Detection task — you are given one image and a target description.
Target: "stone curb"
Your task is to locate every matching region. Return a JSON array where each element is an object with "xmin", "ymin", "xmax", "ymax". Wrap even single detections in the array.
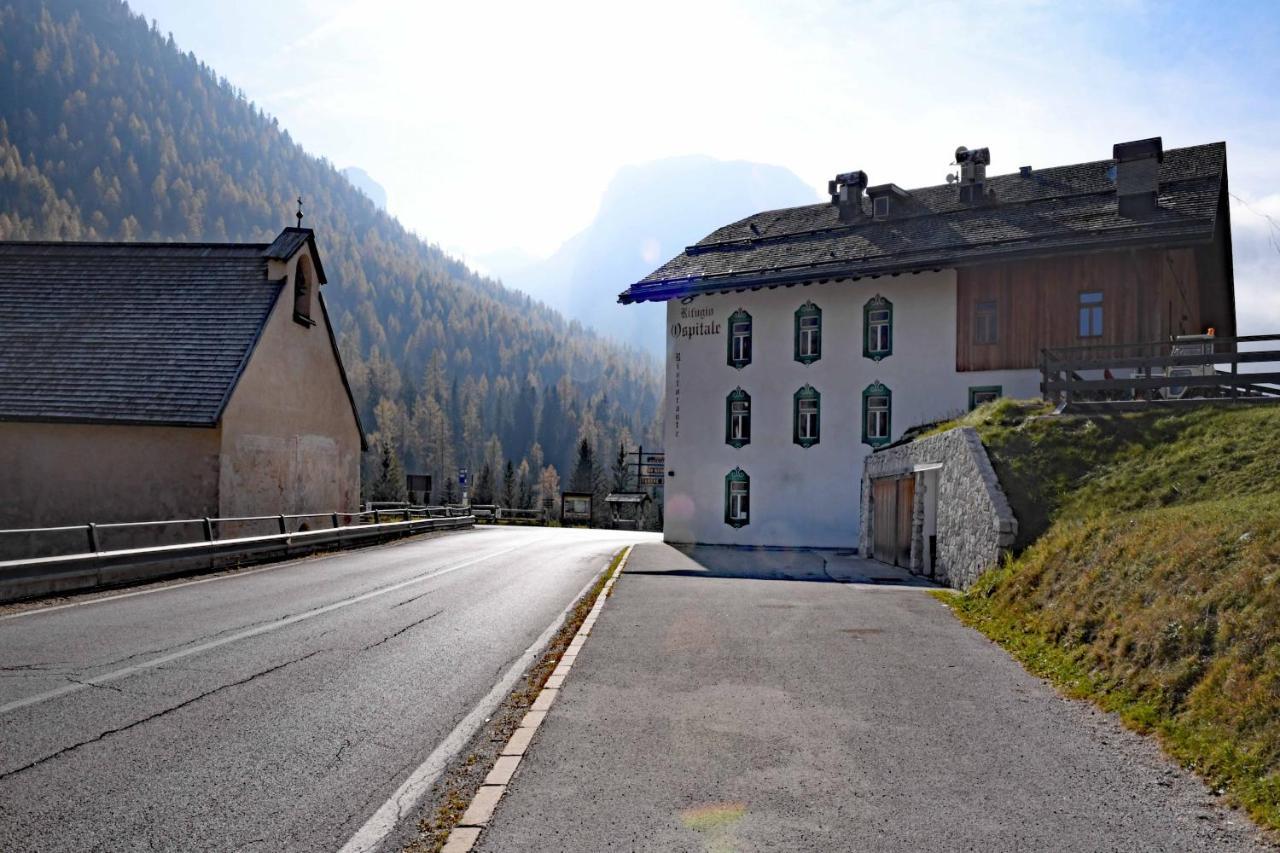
[{"xmin": 440, "ymin": 544, "xmax": 634, "ymax": 852}]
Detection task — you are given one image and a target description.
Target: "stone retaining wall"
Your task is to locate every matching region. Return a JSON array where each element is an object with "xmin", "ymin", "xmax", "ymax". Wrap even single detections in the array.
[{"xmin": 859, "ymin": 426, "xmax": 1016, "ymax": 589}]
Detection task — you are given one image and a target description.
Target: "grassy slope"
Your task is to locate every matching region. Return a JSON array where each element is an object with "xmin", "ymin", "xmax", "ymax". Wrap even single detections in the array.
[{"xmin": 939, "ymin": 401, "xmax": 1280, "ymax": 830}]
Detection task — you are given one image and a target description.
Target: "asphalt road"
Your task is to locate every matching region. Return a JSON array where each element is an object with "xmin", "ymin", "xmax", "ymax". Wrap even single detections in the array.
[
  {"xmin": 477, "ymin": 543, "xmax": 1275, "ymax": 853},
  {"xmin": 0, "ymin": 525, "xmax": 655, "ymax": 852}
]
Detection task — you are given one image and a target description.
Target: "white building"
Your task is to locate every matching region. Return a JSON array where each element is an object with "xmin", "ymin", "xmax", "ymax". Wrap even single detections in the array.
[{"xmin": 619, "ymin": 138, "xmax": 1236, "ymax": 551}]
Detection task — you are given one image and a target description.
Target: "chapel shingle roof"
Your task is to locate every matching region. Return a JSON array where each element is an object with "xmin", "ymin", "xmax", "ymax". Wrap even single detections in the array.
[
  {"xmin": 0, "ymin": 241, "xmax": 282, "ymax": 425},
  {"xmin": 618, "ymin": 141, "xmax": 1227, "ymax": 304}
]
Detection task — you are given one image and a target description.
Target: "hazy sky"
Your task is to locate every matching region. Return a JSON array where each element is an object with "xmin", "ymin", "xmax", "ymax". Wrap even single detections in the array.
[{"xmin": 130, "ymin": 0, "xmax": 1279, "ymax": 329}]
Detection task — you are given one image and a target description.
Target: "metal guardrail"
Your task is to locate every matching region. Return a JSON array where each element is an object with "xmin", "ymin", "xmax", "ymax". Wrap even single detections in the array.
[
  {"xmin": 1040, "ymin": 333, "xmax": 1280, "ymax": 411},
  {"xmin": 0, "ymin": 508, "xmax": 475, "ymax": 604}
]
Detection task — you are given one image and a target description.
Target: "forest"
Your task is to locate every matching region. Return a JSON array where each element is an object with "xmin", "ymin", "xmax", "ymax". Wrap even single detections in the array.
[{"xmin": 0, "ymin": 0, "xmax": 664, "ymax": 518}]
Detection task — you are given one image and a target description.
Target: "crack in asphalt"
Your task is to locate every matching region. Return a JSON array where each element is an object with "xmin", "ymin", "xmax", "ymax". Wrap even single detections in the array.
[
  {"xmin": 0, "ymin": 649, "xmax": 329, "ymax": 782},
  {"xmin": 360, "ymin": 610, "xmax": 445, "ymax": 652},
  {"xmin": 390, "ymin": 589, "xmax": 434, "ymax": 609}
]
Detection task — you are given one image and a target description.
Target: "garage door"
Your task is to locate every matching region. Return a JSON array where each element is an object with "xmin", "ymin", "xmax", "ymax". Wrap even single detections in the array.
[{"xmin": 871, "ymin": 475, "xmax": 914, "ymax": 568}]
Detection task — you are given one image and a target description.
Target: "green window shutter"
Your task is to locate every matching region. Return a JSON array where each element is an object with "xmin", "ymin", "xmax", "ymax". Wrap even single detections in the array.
[
  {"xmin": 724, "ymin": 467, "xmax": 750, "ymax": 528},
  {"xmin": 794, "ymin": 301, "xmax": 822, "ymax": 365},
  {"xmin": 727, "ymin": 309, "xmax": 752, "ymax": 369},
  {"xmin": 792, "ymin": 384, "xmax": 820, "ymax": 448},
  {"xmin": 968, "ymin": 385, "xmax": 1002, "ymax": 411},
  {"xmin": 862, "ymin": 381, "xmax": 892, "ymax": 447},
  {"xmin": 725, "ymin": 387, "xmax": 751, "ymax": 448},
  {"xmin": 863, "ymin": 295, "xmax": 893, "ymax": 361}
]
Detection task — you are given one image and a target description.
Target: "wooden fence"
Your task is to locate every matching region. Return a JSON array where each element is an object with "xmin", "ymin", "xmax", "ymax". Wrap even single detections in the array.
[{"xmin": 1040, "ymin": 333, "xmax": 1280, "ymax": 412}]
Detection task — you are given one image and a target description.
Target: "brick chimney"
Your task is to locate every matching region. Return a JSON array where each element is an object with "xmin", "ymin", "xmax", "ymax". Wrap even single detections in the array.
[
  {"xmin": 1113, "ymin": 136, "xmax": 1163, "ymax": 216},
  {"xmin": 828, "ymin": 171, "xmax": 868, "ymax": 223}
]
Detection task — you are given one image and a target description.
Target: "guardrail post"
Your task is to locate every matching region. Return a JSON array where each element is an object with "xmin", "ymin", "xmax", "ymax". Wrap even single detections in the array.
[
  {"xmin": 86, "ymin": 523, "xmax": 100, "ymax": 553},
  {"xmin": 331, "ymin": 512, "xmax": 340, "ymax": 529},
  {"xmin": 203, "ymin": 517, "xmax": 214, "ymax": 542},
  {"xmin": 374, "ymin": 509, "xmax": 381, "ymax": 524},
  {"xmin": 278, "ymin": 515, "xmax": 287, "ymax": 535}
]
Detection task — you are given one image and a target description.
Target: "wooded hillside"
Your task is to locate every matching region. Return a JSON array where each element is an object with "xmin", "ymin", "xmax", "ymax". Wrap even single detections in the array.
[{"xmin": 0, "ymin": 0, "xmax": 662, "ymax": 505}]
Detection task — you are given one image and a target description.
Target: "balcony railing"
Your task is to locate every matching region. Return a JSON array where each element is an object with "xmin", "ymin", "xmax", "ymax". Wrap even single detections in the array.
[{"xmin": 1040, "ymin": 333, "xmax": 1280, "ymax": 412}]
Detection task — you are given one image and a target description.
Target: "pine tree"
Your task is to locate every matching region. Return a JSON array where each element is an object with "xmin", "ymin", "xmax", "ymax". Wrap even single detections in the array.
[
  {"xmin": 370, "ymin": 440, "xmax": 408, "ymax": 502},
  {"xmin": 475, "ymin": 462, "xmax": 495, "ymax": 504},
  {"xmin": 612, "ymin": 441, "xmax": 630, "ymax": 492},
  {"xmin": 502, "ymin": 459, "xmax": 516, "ymax": 508},
  {"xmin": 569, "ymin": 438, "xmax": 597, "ymax": 494}
]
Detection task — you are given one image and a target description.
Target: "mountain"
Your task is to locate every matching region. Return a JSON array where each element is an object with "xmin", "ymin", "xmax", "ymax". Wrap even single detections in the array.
[
  {"xmin": 0, "ymin": 0, "xmax": 662, "ymax": 501},
  {"xmin": 484, "ymin": 156, "xmax": 820, "ymax": 356},
  {"xmin": 341, "ymin": 166, "xmax": 387, "ymax": 211}
]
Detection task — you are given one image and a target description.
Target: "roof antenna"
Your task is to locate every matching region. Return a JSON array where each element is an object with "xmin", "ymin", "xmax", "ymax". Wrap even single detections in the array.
[{"xmin": 296, "ymin": 195, "xmax": 304, "ymax": 228}]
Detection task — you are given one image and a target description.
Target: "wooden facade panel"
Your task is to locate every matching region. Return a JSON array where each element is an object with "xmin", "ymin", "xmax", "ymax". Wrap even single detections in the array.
[{"xmin": 956, "ymin": 247, "xmax": 1205, "ymax": 371}]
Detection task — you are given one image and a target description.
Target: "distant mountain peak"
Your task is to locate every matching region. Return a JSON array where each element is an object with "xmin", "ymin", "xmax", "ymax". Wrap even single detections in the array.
[
  {"xmin": 484, "ymin": 155, "xmax": 820, "ymax": 356},
  {"xmin": 341, "ymin": 166, "xmax": 387, "ymax": 211}
]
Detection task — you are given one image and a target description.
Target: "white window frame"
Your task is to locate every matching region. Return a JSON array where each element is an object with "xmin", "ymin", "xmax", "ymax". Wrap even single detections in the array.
[
  {"xmin": 798, "ymin": 314, "xmax": 820, "ymax": 359},
  {"xmin": 867, "ymin": 309, "xmax": 891, "ymax": 354},
  {"xmin": 797, "ymin": 398, "xmax": 819, "ymax": 441},
  {"xmin": 730, "ymin": 399, "xmax": 750, "ymax": 441},
  {"xmin": 731, "ymin": 321, "xmax": 752, "ymax": 362},
  {"xmin": 866, "ymin": 394, "xmax": 890, "ymax": 441},
  {"xmin": 728, "ymin": 480, "xmax": 749, "ymax": 522}
]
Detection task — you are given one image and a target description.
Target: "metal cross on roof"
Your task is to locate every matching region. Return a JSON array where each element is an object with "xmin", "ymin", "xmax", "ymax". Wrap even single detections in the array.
[{"xmin": 296, "ymin": 196, "xmax": 304, "ymax": 227}]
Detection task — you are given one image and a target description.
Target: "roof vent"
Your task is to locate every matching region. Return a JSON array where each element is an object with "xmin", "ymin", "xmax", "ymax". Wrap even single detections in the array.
[
  {"xmin": 1113, "ymin": 136, "xmax": 1163, "ymax": 217},
  {"xmin": 828, "ymin": 171, "xmax": 868, "ymax": 223},
  {"xmin": 866, "ymin": 184, "xmax": 910, "ymax": 220},
  {"xmin": 1019, "ymin": 165, "xmax": 1033, "ymax": 177},
  {"xmin": 953, "ymin": 146, "xmax": 990, "ymax": 203}
]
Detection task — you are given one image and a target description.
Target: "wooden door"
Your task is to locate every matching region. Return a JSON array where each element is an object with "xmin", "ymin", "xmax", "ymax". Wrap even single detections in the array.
[
  {"xmin": 895, "ymin": 476, "xmax": 915, "ymax": 567},
  {"xmin": 872, "ymin": 478, "xmax": 897, "ymax": 564}
]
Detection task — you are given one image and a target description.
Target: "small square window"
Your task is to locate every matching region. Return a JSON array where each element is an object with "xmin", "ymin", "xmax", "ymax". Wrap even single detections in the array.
[
  {"xmin": 974, "ymin": 300, "xmax": 998, "ymax": 345},
  {"xmin": 968, "ymin": 386, "xmax": 1002, "ymax": 410},
  {"xmin": 1079, "ymin": 291, "xmax": 1103, "ymax": 338}
]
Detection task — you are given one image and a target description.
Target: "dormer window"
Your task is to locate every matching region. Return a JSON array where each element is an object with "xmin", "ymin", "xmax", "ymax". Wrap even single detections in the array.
[
  {"xmin": 866, "ymin": 184, "xmax": 909, "ymax": 221},
  {"xmin": 293, "ymin": 255, "xmax": 315, "ymax": 327}
]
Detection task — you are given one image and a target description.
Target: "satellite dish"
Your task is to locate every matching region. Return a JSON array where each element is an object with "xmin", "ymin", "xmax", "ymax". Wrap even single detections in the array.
[
  {"xmin": 946, "ymin": 173, "xmax": 958, "ymax": 184},
  {"xmin": 954, "ymin": 146, "xmax": 969, "ymax": 162}
]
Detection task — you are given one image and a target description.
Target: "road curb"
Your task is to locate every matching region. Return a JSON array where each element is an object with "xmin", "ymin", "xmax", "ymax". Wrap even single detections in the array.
[{"xmin": 440, "ymin": 543, "xmax": 633, "ymax": 853}]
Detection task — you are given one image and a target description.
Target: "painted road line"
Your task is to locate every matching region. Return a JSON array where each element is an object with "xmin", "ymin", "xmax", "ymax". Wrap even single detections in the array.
[
  {"xmin": 442, "ymin": 544, "xmax": 634, "ymax": 852},
  {"xmin": 0, "ymin": 539, "xmax": 542, "ymax": 717},
  {"xmin": 334, "ymin": 548, "xmax": 630, "ymax": 853}
]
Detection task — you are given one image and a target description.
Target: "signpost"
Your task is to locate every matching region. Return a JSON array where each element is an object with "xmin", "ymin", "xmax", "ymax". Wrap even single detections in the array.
[
  {"xmin": 458, "ymin": 467, "xmax": 469, "ymax": 507},
  {"xmin": 629, "ymin": 446, "xmax": 665, "ymax": 487}
]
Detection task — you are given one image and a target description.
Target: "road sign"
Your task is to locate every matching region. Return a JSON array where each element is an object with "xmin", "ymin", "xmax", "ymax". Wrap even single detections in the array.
[
  {"xmin": 641, "ymin": 453, "xmax": 664, "ymax": 465},
  {"xmin": 638, "ymin": 476, "xmax": 663, "ymax": 486},
  {"xmin": 458, "ymin": 467, "xmax": 468, "ymax": 487},
  {"xmin": 640, "ymin": 465, "xmax": 664, "ymax": 477}
]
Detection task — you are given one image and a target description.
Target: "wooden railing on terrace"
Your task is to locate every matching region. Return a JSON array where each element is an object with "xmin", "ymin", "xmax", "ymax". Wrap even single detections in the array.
[{"xmin": 1040, "ymin": 334, "xmax": 1280, "ymax": 413}]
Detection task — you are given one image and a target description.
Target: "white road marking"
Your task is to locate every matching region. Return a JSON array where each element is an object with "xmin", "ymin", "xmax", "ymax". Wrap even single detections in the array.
[
  {"xmin": 0, "ymin": 539, "xmax": 542, "ymax": 717},
  {"xmin": 0, "ymin": 528, "xmax": 491, "ymax": 622},
  {"xmin": 335, "ymin": 558, "xmax": 613, "ymax": 853}
]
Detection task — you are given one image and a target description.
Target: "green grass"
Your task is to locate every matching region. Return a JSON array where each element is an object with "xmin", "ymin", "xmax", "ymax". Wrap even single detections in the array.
[{"xmin": 945, "ymin": 400, "xmax": 1280, "ymax": 831}]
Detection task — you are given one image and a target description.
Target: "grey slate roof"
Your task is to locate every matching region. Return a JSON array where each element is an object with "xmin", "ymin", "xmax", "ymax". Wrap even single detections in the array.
[
  {"xmin": 619, "ymin": 142, "xmax": 1227, "ymax": 303},
  {"xmin": 0, "ymin": 241, "xmax": 282, "ymax": 425}
]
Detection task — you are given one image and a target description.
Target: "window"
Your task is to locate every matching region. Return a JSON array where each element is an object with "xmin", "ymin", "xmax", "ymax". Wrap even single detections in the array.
[
  {"xmin": 968, "ymin": 385, "xmax": 1002, "ymax": 410},
  {"xmin": 974, "ymin": 299, "xmax": 998, "ymax": 344},
  {"xmin": 794, "ymin": 301, "xmax": 822, "ymax": 364},
  {"xmin": 1079, "ymin": 291, "xmax": 1103, "ymax": 338},
  {"xmin": 725, "ymin": 388, "xmax": 751, "ymax": 448},
  {"xmin": 863, "ymin": 295, "xmax": 892, "ymax": 360},
  {"xmin": 293, "ymin": 256, "xmax": 315, "ymax": 327},
  {"xmin": 724, "ymin": 468, "xmax": 750, "ymax": 528},
  {"xmin": 862, "ymin": 382, "xmax": 892, "ymax": 447},
  {"xmin": 727, "ymin": 309, "xmax": 752, "ymax": 369},
  {"xmin": 793, "ymin": 385, "xmax": 820, "ymax": 448},
  {"xmin": 873, "ymin": 196, "xmax": 891, "ymax": 219}
]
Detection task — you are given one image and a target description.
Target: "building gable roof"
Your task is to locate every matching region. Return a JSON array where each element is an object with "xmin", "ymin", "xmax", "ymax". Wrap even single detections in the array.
[
  {"xmin": 0, "ymin": 231, "xmax": 353, "ymax": 432},
  {"xmin": 619, "ymin": 142, "xmax": 1227, "ymax": 304}
]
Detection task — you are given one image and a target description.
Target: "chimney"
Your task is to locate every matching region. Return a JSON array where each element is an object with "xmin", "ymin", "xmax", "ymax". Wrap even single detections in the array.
[
  {"xmin": 954, "ymin": 146, "xmax": 990, "ymax": 203},
  {"xmin": 1112, "ymin": 136, "xmax": 1163, "ymax": 216},
  {"xmin": 828, "ymin": 171, "xmax": 868, "ymax": 223}
]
